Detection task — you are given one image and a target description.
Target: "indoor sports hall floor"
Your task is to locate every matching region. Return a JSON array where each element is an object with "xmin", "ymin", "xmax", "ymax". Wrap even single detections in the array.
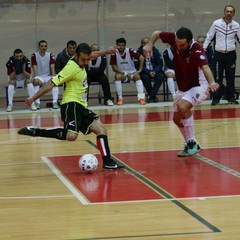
[{"xmin": 0, "ymin": 99, "xmax": 239, "ymax": 240}]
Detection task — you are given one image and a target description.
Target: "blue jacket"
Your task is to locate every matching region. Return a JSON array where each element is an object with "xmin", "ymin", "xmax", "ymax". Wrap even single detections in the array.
[{"xmin": 137, "ymin": 46, "xmax": 164, "ymax": 75}]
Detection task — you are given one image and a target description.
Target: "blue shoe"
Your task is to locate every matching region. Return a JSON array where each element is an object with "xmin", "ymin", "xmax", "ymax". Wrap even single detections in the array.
[
  {"xmin": 177, "ymin": 144, "xmax": 189, "ymax": 157},
  {"xmin": 187, "ymin": 140, "xmax": 200, "ymax": 156},
  {"xmin": 178, "ymin": 142, "xmax": 201, "ymax": 157},
  {"xmin": 52, "ymin": 102, "xmax": 59, "ymax": 109},
  {"xmin": 35, "ymin": 103, "xmax": 41, "ymax": 110}
]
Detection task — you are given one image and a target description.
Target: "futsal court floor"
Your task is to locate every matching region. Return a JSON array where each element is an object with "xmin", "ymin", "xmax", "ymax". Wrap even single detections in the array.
[{"xmin": 0, "ymin": 99, "xmax": 239, "ymax": 240}]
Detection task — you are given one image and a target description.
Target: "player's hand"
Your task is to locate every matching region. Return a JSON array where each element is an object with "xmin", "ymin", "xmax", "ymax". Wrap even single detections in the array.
[
  {"xmin": 143, "ymin": 44, "xmax": 153, "ymax": 58},
  {"xmin": 107, "ymin": 46, "xmax": 118, "ymax": 54},
  {"xmin": 25, "ymin": 97, "xmax": 34, "ymax": 106},
  {"xmin": 209, "ymin": 82, "xmax": 220, "ymax": 92}
]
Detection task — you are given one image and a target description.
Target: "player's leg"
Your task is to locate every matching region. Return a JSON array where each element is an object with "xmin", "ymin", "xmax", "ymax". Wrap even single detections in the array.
[
  {"xmin": 6, "ymin": 78, "xmax": 16, "ymax": 112},
  {"xmin": 90, "ymin": 120, "xmax": 124, "ymax": 169},
  {"xmin": 25, "ymin": 78, "xmax": 37, "ymax": 111},
  {"xmin": 18, "ymin": 102, "xmax": 75, "ymax": 140},
  {"xmin": 33, "ymin": 77, "xmax": 43, "ymax": 109},
  {"xmin": 132, "ymin": 73, "xmax": 145, "ymax": 104},
  {"xmin": 114, "ymin": 73, "xmax": 124, "ymax": 105}
]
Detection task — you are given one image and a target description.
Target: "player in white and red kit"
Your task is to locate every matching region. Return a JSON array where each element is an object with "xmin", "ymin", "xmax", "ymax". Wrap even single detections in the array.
[
  {"xmin": 143, "ymin": 27, "xmax": 219, "ymax": 156},
  {"xmin": 110, "ymin": 37, "xmax": 146, "ymax": 105},
  {"xmin": 31, "ymin": 40, "xmax": 59, "ymax": 109}
]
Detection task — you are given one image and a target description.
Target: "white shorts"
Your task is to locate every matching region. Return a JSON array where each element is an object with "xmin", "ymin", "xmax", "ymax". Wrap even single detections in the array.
[
  {"xmin": 173, "ymin": 85, "xmax": 209, "ymax": 112},
  {"xmin": 34, "ymin": 75, "xmax": 53, "ymax": 84},
  {"xmin": 12, "ymin": 74, "xmax": 28, "ymax": 88},
  {"xmin": 16, "ymin": 80, "xmax": 25, "ymax": 88},
  {"xmin": 122, "ymin": 71, "xmax": 136, "ymax": 82},
  {"xmin": 164, "ymin": 68, "xmax": 175, "ymax": 75}
]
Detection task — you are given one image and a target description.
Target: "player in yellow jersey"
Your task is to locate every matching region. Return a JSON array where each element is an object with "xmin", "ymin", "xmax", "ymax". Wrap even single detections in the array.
[{"xmin": 18, "ymin": 43, "xmax": 124, "ymax": 170}]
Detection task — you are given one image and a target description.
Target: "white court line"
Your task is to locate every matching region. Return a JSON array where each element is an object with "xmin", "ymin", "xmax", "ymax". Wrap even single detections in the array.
[
  {"xmin": 41, "ymin": 156, "xmax": 89, "ymax": 205},
  {"xmin": 90, "ymin": 194, "xmax": 240, "ymax": 205},
  {"xmin": 0, "ymin": 195, "xmax": 74, "ymax": 200}
]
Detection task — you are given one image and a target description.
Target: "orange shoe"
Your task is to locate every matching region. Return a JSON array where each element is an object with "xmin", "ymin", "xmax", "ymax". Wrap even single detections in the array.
[
  {"xmin": 139, "ymin": 98, "xmax": 146, "ymax": 105},
  {"xmin": 117, "ymin": 98, "xmax": 123, "ymax": 105}
]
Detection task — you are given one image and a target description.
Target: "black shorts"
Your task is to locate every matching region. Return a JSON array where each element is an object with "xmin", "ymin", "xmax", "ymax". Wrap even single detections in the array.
[{"xmin": 60, "ymin": 102, "xmax": 99, "ymax": 135}]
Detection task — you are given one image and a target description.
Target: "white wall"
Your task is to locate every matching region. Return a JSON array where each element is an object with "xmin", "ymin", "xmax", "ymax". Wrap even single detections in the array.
[{"xmin": 0, "ymin": 0, "xmax": 240, "ymax": 95}]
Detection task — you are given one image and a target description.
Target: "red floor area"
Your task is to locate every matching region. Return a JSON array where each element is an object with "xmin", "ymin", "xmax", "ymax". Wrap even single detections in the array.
[
  {"xmin": 49, "ymin": 155, "xmax": 164, "ymax": 203},
  {"xmin": 48, "ymin": 147, "xmax": 240, "ymax": 203},
  {"xmin": 1, "ymin": 108, "xmax": 240, "ymax": 129}
]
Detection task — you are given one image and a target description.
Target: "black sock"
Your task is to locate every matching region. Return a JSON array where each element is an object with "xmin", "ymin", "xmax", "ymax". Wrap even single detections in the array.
[
  {"xmin": 35, "ymin": 128, "xmax": 67, "ymax": 140},
  {"xmin": 97, "ymin": 134, "xmax": 111, "ymax": 163}
]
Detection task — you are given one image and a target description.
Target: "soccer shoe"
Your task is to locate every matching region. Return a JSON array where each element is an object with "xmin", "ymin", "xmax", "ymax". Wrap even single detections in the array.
[
  {"xmin": 52, "ymin": 102, "xmax": 59, "ymax": 109},
  {"xmin": 18, "ymin": 126, "xmax": 39, "ymax": 136},
  {"xmin": 177, "ymin": 145, "xmax": 188, "ymax": 157},
  {"xmin": 228, "ymin": 98, "xmax": 239, "ymax": 104},
  {"xmin": 139, "ymin": 98, "xmax": 146, "ymax": 105},
  {"xmin": 6, "ymin": 105, "xmax": 13, "ymax": 112},
  {"xmin": 117, "ymin": 98, "xmax": 123, "ymax": 105},
  {"xmin": 35, "ymin": 103, "xmax": 41, "ymax": 110},
  {"xmin": 105, "ymin": 99, "xmax": 114, "ymax": 106},
  {"xmin": 211, "ymin": 98, "xmax": 220, "ymax": 106},
  {"xmin": 177, "ymin": 143, "xmax": 201, "ymax": 157},
  {"xmin": 187, "ymin": 140, "xmax": 200, "ymax": 156},
  {"xmin": 31, "ymin": 103, "xmax": 37, "ymax": 111},
  {"xmin": 103, "ymin": 159, "xmax": 124, "ymax": 170},
  {"xmin": 152, "ymin": 96, "xmax": 159, "ymax": 103}
]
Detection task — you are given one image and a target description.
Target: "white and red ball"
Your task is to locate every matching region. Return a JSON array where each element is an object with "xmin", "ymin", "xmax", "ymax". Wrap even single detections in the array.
[{"xmin": 79, "ymin": 154, "xmax": 98, "ymax": 173}]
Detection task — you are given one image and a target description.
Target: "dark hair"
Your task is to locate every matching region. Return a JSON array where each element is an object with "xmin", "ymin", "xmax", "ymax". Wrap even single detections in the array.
[
  {"xmin": 176, "ymin": 27, "xmax": 193, "ymax": 43},
  {"xmin": 75, "ymin": 43, "xmax": 91, "ymax": 56},
  {"xmin": 67, "ymin": 40, "xmax": 77, "ymax": 47},
  {"xmin": 116, "ymin": 37, "xmax": 126, "ymax": 45},
  {"xmin": 14, "ymin": 48, "xmax": 23, "ymax": 55},
  {"xmin": 38, "ymin": 40, "xmax": 47, "ymax": 47},
  {"xmin": 224, "ymin": 5, "xmax": 235, "ymax": 13}
]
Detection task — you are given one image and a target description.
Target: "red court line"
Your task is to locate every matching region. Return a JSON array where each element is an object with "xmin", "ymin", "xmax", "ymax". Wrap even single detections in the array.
[
  {"xmin": 48, "ymin": 155, "xmax": 164, "ymax": 203},
  {"xmin": 47, "ymin": 147, "xmax": 240, "ymax": 203},
  {"xmin": 1, "ymin": 108, "xmax": 240, "ymax": 129}
]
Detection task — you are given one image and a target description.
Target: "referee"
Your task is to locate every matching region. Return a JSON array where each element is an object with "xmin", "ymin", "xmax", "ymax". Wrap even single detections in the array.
[{"xmin": 204, "ymin": 5, "xmax": 240, "ymax": 105}]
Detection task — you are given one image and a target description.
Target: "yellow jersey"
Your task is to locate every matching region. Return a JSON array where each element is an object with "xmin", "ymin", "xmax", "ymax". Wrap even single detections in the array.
[{"xmin": 52, "ymin": 59, "xmax": 88, "ymax": 108}]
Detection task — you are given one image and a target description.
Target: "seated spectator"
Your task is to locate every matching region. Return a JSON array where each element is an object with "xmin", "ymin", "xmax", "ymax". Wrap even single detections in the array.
[
  {"xmin": 163, "ymin": 46, "xmax": 177, "ymax": 99},
  {"xmin": 6, "ymin": 48, "xmax": 36, "ymax": 112},
  {"xmin": 137, "ymin": 37, "xmax": 164, "ymax": 103},
  {"xmin": 87, "ymin": 44, "xmax": 114, "ymax": 106},
  {"xmin": 31, "ymin": 40, "xmax": 59, "ymax": 109},
  {"xmin": 55, "ymin": 40, "xmax": 77, "ymax": 74},
  {"xmin": 110, "ymin": 37, "xmax": 146, "ymax": 105}
]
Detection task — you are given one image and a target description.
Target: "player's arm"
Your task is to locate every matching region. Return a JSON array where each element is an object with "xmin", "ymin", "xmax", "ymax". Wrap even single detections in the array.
[
  {"xmin": 137, "ymin": 54, "xmax": 145, "ymax": 73},
  {"xmin": 111, "ymin": 64, "xmax": 125, "ymax": 74},
  {"xmin": 203, "ymin": 23, "xmax": 215, "ymax": 50},
  {"xmin": 25, "ymin": 80, "xmax": 55, "ymax": 106},
  {"xmin": 201, "ymin": 64, "xmax": 219, "ymax": 92},
  {"xmin": 50, "ymin": 63, "xmax": 56, "ymax": 76},
  {"xmin": 90, "ymin": 46, "xmax": 118, "ymax": 60},
  {"xmin": 143, "ymin": 31, "xmax": 162, "ymax": 57}
]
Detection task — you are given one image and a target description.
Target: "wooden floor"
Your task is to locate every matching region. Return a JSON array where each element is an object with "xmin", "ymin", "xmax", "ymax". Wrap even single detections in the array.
[{"xmin": 0, "ymin": 99, "xmax": 240, "ymax": 240}]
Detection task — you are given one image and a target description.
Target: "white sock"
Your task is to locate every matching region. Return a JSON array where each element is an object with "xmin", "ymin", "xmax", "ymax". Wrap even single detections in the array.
[
  {"xmin": 7, "ymin": 85, "xmax": 15, "ymax": 105},
  {"xmin": 27, "ymin": 83, "xmax": 35, "ymax": 97},
  {"xmin": 181, "ymin": 115, "xmax": 196, "ymax": 142},
  {"xmin": 167, "ymin": 78, "xmax": 176, "ymax": 96},
  {"xmin": 34, "ymin": 86, "xmax": 40, "ymax": 104},
  {"xmin": 52, "ymin": 86, "xmax": 59, "ymax": 103},
  {"xmin": 115, "ymin": 81, "xmax": 122, "ymax": 99},
  {"xmin": 136, "ymin": 80, "xmax": 145, "ymax": 99}
]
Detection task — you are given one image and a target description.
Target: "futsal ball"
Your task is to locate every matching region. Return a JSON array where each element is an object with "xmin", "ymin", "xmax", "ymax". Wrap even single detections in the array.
[{"xmin": 79, "ymin": 154, "xmax": 98, "ymax": 173}]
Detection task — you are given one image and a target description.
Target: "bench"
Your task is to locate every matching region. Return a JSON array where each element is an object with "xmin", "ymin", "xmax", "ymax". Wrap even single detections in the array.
[
  {"xmin": 115, "ymin": 78, "xmax": 170, "ymax": 102},
  {"xmin": 5, "ymin": 82, "xmax": 105, "ymax": 107}
]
